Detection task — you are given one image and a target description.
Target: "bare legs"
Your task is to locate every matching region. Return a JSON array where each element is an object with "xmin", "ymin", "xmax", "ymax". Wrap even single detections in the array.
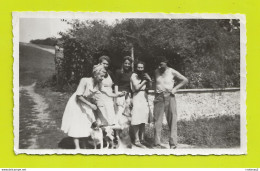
[
  {"xmin": 132, "ymin": 123, "xmax": 146, "ymax": 148},
  {"xmin": 139, "ymin": 123, "xmax": 145, "ymax": 141},
  {"xmin": 132, "ymin": 125, "xmax": 140, "ymax": 143},
  {"xmin": 73, "ymin": 138, "xmax": 80, "ymax": 149}
]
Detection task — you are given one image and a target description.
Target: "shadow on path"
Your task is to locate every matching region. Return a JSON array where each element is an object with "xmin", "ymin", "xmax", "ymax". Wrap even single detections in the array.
[{"xmin": 58, "ymin": 137, "xmax": 95, "ymax": 149}]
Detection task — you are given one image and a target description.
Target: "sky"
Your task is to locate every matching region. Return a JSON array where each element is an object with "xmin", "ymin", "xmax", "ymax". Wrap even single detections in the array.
[
  {"xmin": 19, "ymin": 18, "xmax": 120, "ymax": 43},
  {"xmin": 19, "ymin": 18, "xmax": 71, "ymax": 43}
]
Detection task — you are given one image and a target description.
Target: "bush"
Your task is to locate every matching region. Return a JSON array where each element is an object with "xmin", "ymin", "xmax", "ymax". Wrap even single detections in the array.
[{"xmin": 58, "ymin": 19, "xmax": 240, "ymax": 89}]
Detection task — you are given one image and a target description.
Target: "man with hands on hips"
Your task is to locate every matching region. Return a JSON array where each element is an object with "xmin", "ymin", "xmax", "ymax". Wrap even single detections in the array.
[{"xmin": 153, "ymin": 56, "xmax": 188, "ymax": 149}]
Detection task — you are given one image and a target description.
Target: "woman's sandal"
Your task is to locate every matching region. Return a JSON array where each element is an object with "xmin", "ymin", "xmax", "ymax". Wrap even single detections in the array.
[
  {"xmin": 134, "ymin": 141, "xmax": 146, "ymax": 148},
  {"xmin": 140, "ymin": 140, "xmax": 152, "ymax": 148}
]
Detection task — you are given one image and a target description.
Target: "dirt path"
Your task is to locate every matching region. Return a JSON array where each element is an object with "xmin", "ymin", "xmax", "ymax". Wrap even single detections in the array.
[
  {"xmin": 19, "ymin": 43, "xmax": 57, "ymax": 149},
  {"xmin": 19, "ymin": 83, "xmax": 55, "ymax": 149}
]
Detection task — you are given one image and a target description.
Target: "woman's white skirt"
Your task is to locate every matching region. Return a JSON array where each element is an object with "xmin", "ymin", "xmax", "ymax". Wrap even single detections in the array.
[
  {"xmin": 61, "ymin": 93, "xmax": 95, "ymax": 138},
  {"xmin": 131, "ymin": 91, "xmax": 149, "ymax": 125}
]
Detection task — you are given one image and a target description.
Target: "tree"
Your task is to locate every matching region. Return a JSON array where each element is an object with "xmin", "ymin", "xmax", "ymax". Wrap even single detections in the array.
[
  {"xmin": 58, "ymin": 19, "xmax": 240, "ymax": 89},
  {"xmin": 59, "ymin": 19, "xmax": 112, "ymax": 83}
]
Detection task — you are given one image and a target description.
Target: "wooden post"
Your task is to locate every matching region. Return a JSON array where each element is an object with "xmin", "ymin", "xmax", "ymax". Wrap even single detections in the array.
[{"xmin": 131, "ymin": 45, "xmax": 134, "ymax": 72}]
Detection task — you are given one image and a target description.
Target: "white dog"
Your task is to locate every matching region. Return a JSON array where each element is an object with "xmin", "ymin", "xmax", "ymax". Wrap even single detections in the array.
[{"xmin": 90, "ymin": 121, "xmax": 103, "ymax": 149}]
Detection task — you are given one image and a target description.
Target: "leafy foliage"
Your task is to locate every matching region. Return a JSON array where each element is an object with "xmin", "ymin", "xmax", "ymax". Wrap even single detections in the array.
[
  {"xmin": 58, "ymin": 20, "xmax": 112, "ymax": 82},
  {"xmin": 30, "ymin": 37, "xmax": 58, "ymax": 46},
  {"xmin": 58, "ymin": 19, "xmax": 240, "ymax": 88}
]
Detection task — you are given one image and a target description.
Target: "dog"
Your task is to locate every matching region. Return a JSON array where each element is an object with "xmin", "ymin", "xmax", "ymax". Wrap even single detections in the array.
[
  {"xmin": 91, "ymin": 120, "xmax": 117, "ymax": 149},
  {"xmin": 102, "ymin": 126, "xmax": 115, "ymax": 149},
  {"xmin": 90, "ymin": 121, "xmax": 103, "ymax": 149},
  {"xmin": 115, "ymin": 95, "xmax": 133, "ymax": 149}
]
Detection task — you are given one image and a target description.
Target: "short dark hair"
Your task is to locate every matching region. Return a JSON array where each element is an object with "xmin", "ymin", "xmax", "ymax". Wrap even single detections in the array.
[
  {"xmin": 123, "ymin": 56, "xmax": 133, "ymax": 63},
  {"xmin": 120, "ymin": 56, "xmax": 133, "ymax": 73},
  {"xmin": 98, "ymin": 55, "xmax": 111, "ymax": 64},
  {"xmin": 157, "ymin": 56, "xmax": 168, "ymax": 64},
  {"xmin": 135, "ymin": 61, "xmax": 145, "ymax": 70}
]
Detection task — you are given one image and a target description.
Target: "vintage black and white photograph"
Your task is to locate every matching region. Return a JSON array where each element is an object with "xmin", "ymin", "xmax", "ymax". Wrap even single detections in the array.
[{"xmin": 13, "ymin": 12, "xmax": 246, "ymax": 155}]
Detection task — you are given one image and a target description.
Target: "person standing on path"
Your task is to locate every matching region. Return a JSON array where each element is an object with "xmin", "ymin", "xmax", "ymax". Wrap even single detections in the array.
[
  {"xmin": 113, "ymin": 56, "xmax": 133, "ymax": 148},
  {"xmin": 114, "ymin": 56, "xmax": 133, "ymax": 125},
  {"xmin": 153, "ymin": 56, "xmax": 188, "ymax": 149},
  {"xmin": 130, "ymin": 61, "xmax": 152, "ymax": 148},
  {"xmin": 61, "ymin": 65, "xmax": 106, "ymax": 149},
  {"xmin": 97, "ymin": 56, "xmax": 117, "ymax": 126}
]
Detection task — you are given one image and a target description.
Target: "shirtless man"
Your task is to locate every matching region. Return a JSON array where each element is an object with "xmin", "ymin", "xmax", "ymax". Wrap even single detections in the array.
[{"xmin": 153, "ymin": 56, "xmax": 188, "ymax": 149}]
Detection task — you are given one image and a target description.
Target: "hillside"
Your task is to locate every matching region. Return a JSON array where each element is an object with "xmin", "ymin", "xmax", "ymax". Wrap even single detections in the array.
[{"xmin": 19, "ymin": 43, "xmax": 55, "ymax": 86}]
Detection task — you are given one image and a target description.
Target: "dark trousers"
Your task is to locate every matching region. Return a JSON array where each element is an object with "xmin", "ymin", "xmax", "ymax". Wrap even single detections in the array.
[{"xmin": 153, "ymin": 93, "xmax": 177, "ymax": 146}]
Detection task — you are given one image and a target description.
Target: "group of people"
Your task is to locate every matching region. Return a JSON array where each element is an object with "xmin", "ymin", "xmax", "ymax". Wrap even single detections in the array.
[{"xmin": 61, "ymin": 55, "xmax": 188, "ymax": 149}]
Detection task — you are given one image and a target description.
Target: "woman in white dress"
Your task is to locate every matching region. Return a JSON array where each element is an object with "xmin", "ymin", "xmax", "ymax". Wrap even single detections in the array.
[
  {"xmin": 97, "ymin": 56, "xmax": 117, "ymax": 126},
  {"xmin": 130, "ymin": 61, "xmax": 152, "ymax": 148},
  {"xmin": 61, "ymin": 65, "xmax": 108, "ymax": 149}
]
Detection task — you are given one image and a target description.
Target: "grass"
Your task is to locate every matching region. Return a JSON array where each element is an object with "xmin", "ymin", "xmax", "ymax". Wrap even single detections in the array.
[
  {"xmin": 178, "ymin": 115, "xmax": 240, "ymax": 148},
  {"xmin": 144, "ymin": 115, "xmax": 240, "ymax": 148},
  {"xmin": 34, "ymin": 86, "xmax": 72, "ymax": 149},
  {"xmin": 19, "ymin": 43, "xmax": 55, "ymax": 86}
]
